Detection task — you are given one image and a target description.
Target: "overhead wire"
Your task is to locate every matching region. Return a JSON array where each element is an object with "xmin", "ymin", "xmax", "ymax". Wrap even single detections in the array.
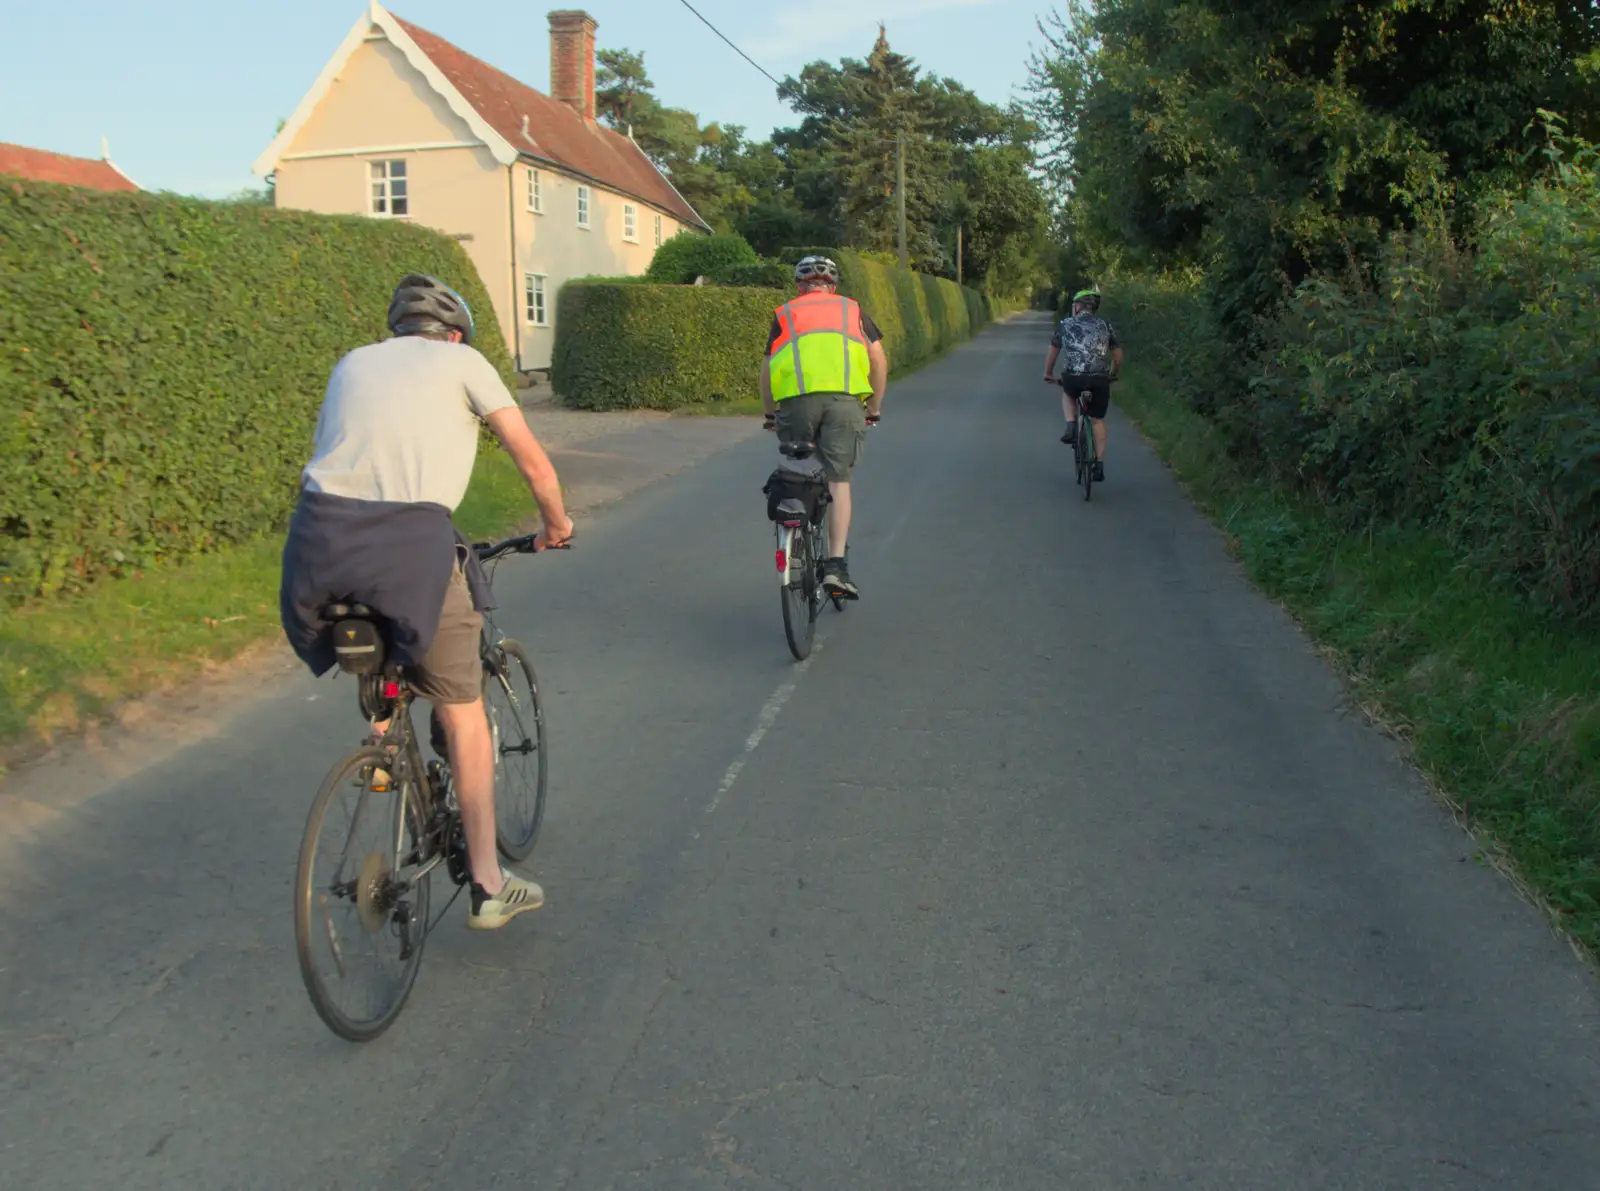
[{"xmin": 671, "ymin": 0, "xmax": 785, "ymax": 89}]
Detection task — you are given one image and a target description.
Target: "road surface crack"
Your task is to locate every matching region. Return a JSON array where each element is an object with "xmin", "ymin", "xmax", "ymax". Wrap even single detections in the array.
[
  {"xmin": 411, "ymin": 979, "xmax": 553, "ymax": 1191},
  {"xmin": 706, "ymin": 1075, "xmax": 900, "ymax": 1186},
  {"xmin": 823, "ymin": 957, "xmax": 893, "ymax": 1007},
  {"xmin": 554, "ymin": 945, "xmax": 679, "ymax": 1191}
]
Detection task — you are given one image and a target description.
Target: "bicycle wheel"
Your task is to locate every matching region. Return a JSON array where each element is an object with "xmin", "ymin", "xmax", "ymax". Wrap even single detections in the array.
[
  {"xmin": 483, "ymin": 639, "xmax": 547, "ymax": 862},
  {"xmin": 1079, "ymin": 415, "xmax": 1095, "ymax": 502},
  {"xmin": 295, "ymin": 746, "xmax": 432, "ymax": 1042},
  {"xmin": 781, "ymin": 524, "xmax": 817, "ymax": 661}
]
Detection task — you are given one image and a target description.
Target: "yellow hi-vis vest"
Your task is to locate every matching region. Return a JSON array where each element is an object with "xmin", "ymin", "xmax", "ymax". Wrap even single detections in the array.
[{"xmin": 767, "ymin": 291, "xmax": 874, "ymax": 400}]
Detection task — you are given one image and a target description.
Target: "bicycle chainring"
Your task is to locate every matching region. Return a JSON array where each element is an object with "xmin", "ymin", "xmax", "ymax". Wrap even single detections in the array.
[{"xmin": 443, "ymin": 816, "xmax": 471, "ymax": 887}]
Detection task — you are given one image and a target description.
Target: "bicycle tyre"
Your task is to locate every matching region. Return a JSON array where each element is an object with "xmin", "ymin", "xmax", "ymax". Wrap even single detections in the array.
[
  {"xmin": 1079, "ymin": 415, "xmax": 1094, "ymax": 502},
  {"xmin": 294, "ymin": 746, "xmax": 431, "ymax": 1042},
  {"xmin": 781, "ymin": 526, "xmax": 816, "ymax": 661},
  {"xmin": 484, "ymin": 639, "xmax": 548, "ymax": 862}
]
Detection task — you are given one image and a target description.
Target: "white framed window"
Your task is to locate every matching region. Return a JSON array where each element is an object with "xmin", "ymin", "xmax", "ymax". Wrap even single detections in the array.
[
  {"xmin": 370, "ymin": 159, "xmax": 408, "ymax": 217},
  {"xmin": 654, "ymin": 212, "xmax": 663, "ymax": 246},
  {"xmin": 624, "ymin": 203, "xmax": 638, "ymax": 242},
  {"xmin": 576, "ymin": 184, "xmax": 591, "ymax": 228},
  {"xmin": 527, "ymin": 167, "xmax": 542, "ymax": 213},
  {"xmin": 525, "ymin": 273, "xmax": 547, "ymax": 326}
]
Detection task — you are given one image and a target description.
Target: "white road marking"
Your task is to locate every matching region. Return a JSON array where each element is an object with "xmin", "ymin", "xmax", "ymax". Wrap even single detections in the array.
[{"xmin": 706, "ymin": 647, "xmax": 818, "ymax": 813}]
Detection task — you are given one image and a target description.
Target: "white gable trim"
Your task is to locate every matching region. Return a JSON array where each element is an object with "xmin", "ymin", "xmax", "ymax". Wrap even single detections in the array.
[
  {"xmin": 100, "ymin": 136, "xmax": 142, "ymax": 190},
  {"xmin": 623, "ymin": 134, "xmax": 708, "ymax": 232},
  {"xmin": 253, "ymin": 1, "xmax": 517, "ymax": 177}
]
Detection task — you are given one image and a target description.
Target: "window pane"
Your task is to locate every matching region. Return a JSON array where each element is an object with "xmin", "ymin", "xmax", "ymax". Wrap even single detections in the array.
[
  {"xmin": 371, "ymin": 161, "xmax": 386, "ymax": 180},
  {"xmin": 391, "ymin": 178, "xmax": 407, "ymax": 199},
  {"xmin": 389, "ymin": 160, "xmax": 406, "ymax": 178}
]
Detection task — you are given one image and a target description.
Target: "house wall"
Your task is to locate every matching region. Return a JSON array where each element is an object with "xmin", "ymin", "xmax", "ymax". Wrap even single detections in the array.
[
  {"xmin": 510, "ymin": 162, "xmax": 686, "ymax": 369},
  {"xmin": 272, "ymin": 36, "xmax": 517, "ymax": 358},
  {"xmin": 269, "ymin": 29, "xmax": 696, "ymax": 372}
]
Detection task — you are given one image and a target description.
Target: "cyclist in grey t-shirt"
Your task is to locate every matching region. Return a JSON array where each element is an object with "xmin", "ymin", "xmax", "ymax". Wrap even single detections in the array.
[{"xmin": 286, "ymin": 274, "xmax": 573, "ymax": 930}]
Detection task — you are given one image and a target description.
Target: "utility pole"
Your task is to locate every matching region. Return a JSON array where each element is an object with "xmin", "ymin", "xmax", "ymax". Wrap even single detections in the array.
[
  {"xmin": 896, "ymin": 137, "xmax": 907, "ymax": 270},
  {"xmin": 956, "ymin": 225, "xmax": 963, "ymax": 285}
]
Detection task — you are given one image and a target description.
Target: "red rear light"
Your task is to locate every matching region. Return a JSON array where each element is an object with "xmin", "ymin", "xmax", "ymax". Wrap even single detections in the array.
[
  {"xmin": 775, "ymin": 549, "xmax": 787, "ymax": 573},
  {"xmin": 383, "ymin": 681, "xmax": 401, "ymax": 699}
]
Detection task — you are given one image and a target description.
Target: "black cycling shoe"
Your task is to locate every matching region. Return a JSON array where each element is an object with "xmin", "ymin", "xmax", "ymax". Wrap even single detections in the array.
[
  {"xmin": 1092, "ymin": 461, "xmax": 1105, "ymax": 482},
  {"xmin": 1060, "ymin": 423, "xmax": 1077, "ymax": 446},
  {"xmin": 820, "ymin": 557, "xmax": 860, "ymax": 600}
]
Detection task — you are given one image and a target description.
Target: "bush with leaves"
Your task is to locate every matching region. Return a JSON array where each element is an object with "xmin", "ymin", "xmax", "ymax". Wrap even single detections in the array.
[
  {"xmin": 1115, "ymin": 125, "xmax": 1600, "ymax": 618},
  {"xmin": 719, "ymin": 260, "xmax": 791, "ymax": 289},
  {"xmin": 551, "ymin": 281, "xmax": 776, "ymax": 411},
  {"xmin": 0, "ymin": 180, "xmax": 512, "ymax": 604},
  {"xmin": 644, "ymin": 231, "xmax": 759, "ymax": 283}
]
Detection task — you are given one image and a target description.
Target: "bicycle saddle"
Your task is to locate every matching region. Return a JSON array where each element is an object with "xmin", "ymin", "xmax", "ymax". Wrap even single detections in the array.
[{"xmin": 779, "ymin": 441, "xmax": 817, "ymax": 460}]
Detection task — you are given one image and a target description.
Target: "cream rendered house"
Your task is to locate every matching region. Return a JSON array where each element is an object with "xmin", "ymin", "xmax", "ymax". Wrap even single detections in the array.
[{"xmin": 254, "ymin": 3, "xmax": 708, "ymax": 371}]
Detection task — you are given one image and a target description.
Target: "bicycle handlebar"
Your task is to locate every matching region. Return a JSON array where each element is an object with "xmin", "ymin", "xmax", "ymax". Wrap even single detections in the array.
[{"xmin": 471, "ymin": 533, "xmax": 573, "ymax": 562}]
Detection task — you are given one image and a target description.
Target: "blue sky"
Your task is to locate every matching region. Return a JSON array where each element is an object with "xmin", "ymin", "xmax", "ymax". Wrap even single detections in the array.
[{"xmin": 0, "ymin": 0, "xmax": 1054, "ymax": 198}]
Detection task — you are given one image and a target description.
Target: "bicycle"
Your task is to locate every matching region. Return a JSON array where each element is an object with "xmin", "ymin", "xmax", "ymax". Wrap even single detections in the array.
[
  {"xmin": 768, "ymin": 441, "xmax": 843, "ymax": 661},
  {"xmin": 293, "ymin": 533, "xmax": 563, "ymax": 1042},
  {"xmin": 1065, "ymin": 377, "xmax": 1116, "ymax": 502}
]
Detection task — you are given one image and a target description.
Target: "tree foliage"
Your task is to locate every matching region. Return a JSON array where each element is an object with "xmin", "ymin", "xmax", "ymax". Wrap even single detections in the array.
[
  {"xmin": 594, "ymin": 26, "xmax": 1051, "ymax": 299},
  {"xmin": 1025, "ymin": 0, "xmax": 1600, "ymax": 617}
]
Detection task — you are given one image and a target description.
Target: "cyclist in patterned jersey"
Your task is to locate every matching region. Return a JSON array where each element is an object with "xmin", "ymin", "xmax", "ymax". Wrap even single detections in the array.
[{"xmin": 1044, "ymin": 286, "xmax": 1124, "ymax": 482}]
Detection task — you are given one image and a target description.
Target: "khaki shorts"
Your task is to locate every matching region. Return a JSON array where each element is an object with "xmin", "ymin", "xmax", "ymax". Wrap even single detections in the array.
[
  {"xmin": 775, "ymin": 392, "xmax": 867, "ymax": 482},
  {"xmin": 408, "ymin": 560, "xmax": 483, "ymax": 705}
]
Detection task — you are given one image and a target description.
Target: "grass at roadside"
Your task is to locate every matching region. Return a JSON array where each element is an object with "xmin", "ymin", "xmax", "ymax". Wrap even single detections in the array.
[
  {"xmin": 0, "ymin": 449, "xmax": 531, "ymax": 763},
  {"xmin": 1118, "ymin": 364, "xmax": 1600, "ymax": 959}
]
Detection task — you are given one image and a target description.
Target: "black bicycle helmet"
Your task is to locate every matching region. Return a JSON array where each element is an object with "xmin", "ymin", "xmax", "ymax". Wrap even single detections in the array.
[
  {"xmin": 1071, "ymin": 286, "xmax": 1102, "ymax": 312},
  {"xmin": 387, "ymin": 273, "xmax": 476, "ymax": 344},
  {"xmin": 794, "ymin": 255, "xmax": 841, "ymax": 285}
]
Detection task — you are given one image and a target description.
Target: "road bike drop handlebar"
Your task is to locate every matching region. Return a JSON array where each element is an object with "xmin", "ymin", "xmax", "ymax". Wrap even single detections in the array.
[{"xmin": 471, "ymin": 533, "xmax": 575, "ymax": 562}]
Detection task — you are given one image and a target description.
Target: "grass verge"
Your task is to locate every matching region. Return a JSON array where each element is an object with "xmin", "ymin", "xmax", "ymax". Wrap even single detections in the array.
[
  {"xmin": 1118, "ymin": 364, "xmax": 1600, "ymax": 960},
  {"xmin": 0, "ymin": 448, "xmax": 531, "ymax": 765}
]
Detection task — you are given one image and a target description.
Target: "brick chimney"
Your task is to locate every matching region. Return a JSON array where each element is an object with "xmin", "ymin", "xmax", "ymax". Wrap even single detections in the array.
[{"xmin": 548, "ymin": 10, "xmax": 598, "ymax": 122}]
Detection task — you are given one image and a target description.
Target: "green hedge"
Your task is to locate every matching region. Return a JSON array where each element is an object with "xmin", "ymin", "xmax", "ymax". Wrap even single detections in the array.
[
  {"xmin": 644, "ymin": 231, "xmax": 758, "ymax": 284},
  {"xmin": 1113, "ymin": 144, "xmax": 1600, "ymax": 619},
  {"xmin": 719, "ymin": 260, "xmax": 791, "ymax": 289},
  {"xmin": 551, "ymin": 282, "xmax": 778, "ymax": 410},
  {"xmin": 553, "ymin": 250, "xmax": 993, "ymax": 411},
  {"xmin": 0, "ymin": 180, "xmax": 512, "ymax": 604}
]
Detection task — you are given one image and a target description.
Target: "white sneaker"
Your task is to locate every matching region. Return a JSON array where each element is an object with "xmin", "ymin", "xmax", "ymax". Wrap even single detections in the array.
[{"xmin": 468, "ymin": 870, "xmax": 545, "ymax": 930}]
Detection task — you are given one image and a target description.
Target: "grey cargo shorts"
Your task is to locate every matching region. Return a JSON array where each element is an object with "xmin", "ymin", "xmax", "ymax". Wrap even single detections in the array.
[{"xmin": 774, "ymin": 392, "xmax": 868, "ymax": 482}]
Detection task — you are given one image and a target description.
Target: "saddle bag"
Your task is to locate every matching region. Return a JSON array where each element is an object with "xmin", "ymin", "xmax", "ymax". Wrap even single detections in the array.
[{"xmin": 762, "ymin": 455, "xmax": 828, "ymax": 526}]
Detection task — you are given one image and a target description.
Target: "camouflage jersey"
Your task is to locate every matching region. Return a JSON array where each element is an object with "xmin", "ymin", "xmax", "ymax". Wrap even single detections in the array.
[{"xmin": 1050, "ymin": 313, "xmax": 1120, "ymax": 376}]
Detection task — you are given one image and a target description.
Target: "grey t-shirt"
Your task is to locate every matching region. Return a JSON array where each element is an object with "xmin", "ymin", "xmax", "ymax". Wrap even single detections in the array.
[{"xmin": 302, "ymin": 336, "xmax": 517, "ymax": 511}]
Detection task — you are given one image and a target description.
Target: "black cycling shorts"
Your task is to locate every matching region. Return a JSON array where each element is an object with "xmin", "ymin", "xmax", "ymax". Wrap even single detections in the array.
[{"xmin": 1059, "ymin": 374, "xmax": 1111, "ymax": 420}]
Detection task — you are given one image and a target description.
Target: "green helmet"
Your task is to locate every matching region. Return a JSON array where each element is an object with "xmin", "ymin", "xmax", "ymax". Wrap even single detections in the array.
[{"xmin": 1071, "ymin": 286, "xmax": 1101, "ymax": 312}]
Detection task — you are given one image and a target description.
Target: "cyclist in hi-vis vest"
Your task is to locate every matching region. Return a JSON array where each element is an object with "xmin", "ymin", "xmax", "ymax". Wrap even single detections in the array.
[{"xmin": 759, "ymin": 256, "xmax": 889, "ymax": 600}]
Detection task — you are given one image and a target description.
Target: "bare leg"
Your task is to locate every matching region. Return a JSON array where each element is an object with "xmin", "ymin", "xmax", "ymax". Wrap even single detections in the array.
[
  {"xmin": 1061, "ymin": 391, "xmax": 1076, "ymax": 424},
  {"xmin": 1093, "ymin": 417, "xmax": 1108, "ymax": 460},
  {"xmin": 828, "ymin": 480, "xmax": 852, "ymax": 558},
  {"xmin": 435, "ymin": 698, "xmax": 502, "ymax": 894}
]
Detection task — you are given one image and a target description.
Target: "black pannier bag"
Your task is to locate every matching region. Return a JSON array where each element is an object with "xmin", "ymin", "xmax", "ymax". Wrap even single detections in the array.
[{"xmin": 763, "ymin": 454, "xmax": 828, "ymax": 526}]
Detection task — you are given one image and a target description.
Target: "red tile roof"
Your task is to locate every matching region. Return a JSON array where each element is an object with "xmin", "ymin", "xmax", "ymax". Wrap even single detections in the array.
[
  {"xmin": 0, "ymin": 142, "xmax": 138, "ymax": 192},
  {"xmin": 390, "ymin": 15, "xmax": 706, "ymax": 230}
]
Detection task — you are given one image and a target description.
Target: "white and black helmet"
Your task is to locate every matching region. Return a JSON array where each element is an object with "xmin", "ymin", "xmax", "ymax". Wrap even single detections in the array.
[
  {"xmin": 387, "ymin": 273, "xmax": 476, "ymax": 344},
  {"xmin": 794, "ymin": 255, "xmax": 841, "ymax": 285}
]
